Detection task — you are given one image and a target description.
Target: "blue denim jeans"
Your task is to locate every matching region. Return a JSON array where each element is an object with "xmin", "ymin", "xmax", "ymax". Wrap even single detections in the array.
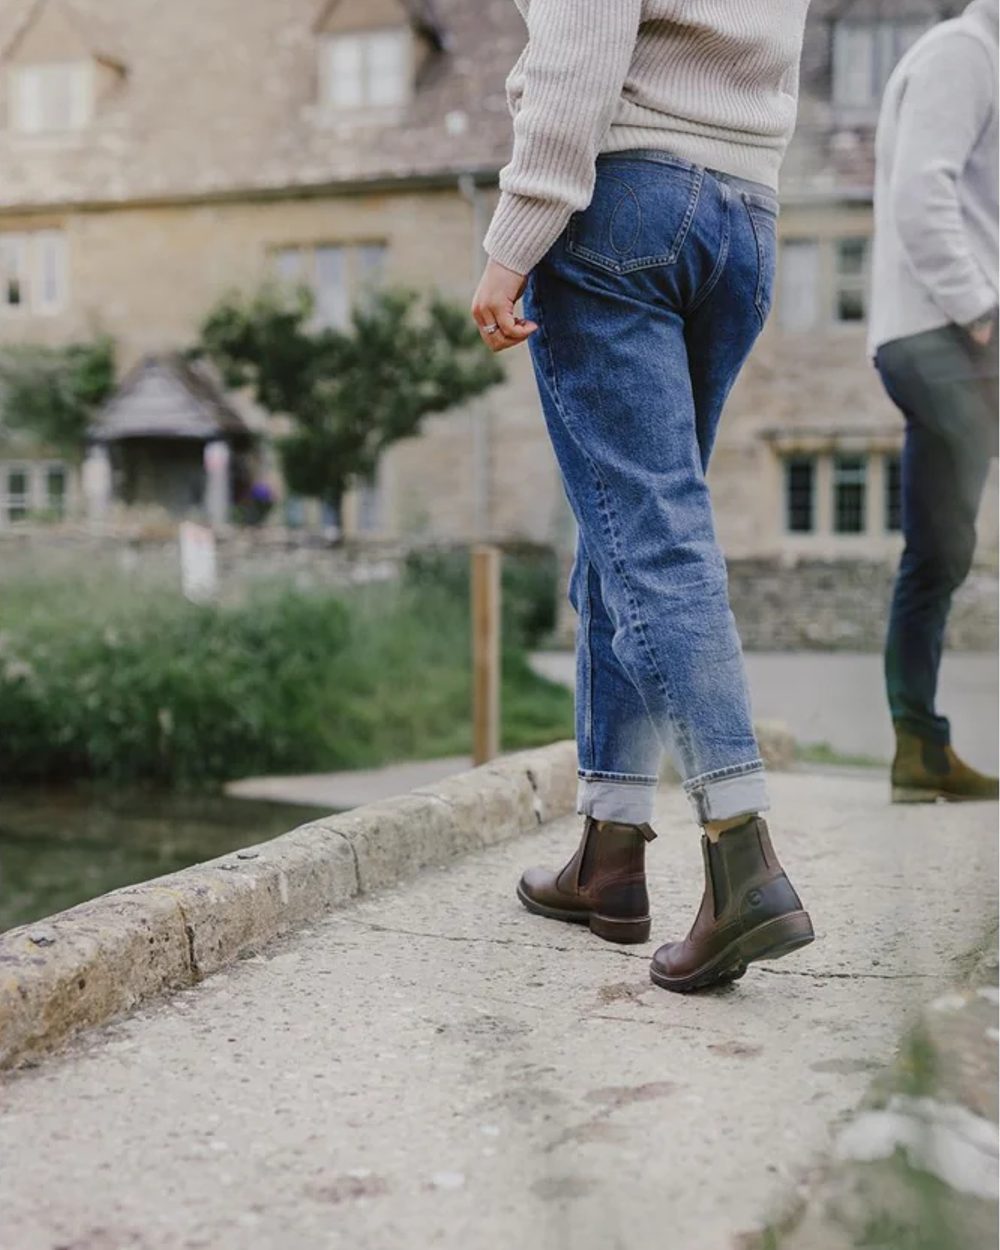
[
  {"xmin": 877, "ymin": 323, "xmax": 998, "ymax": 744},
  {"xmin": 523, "ymin": 151, "xmax": 776, "ymax": 825}
]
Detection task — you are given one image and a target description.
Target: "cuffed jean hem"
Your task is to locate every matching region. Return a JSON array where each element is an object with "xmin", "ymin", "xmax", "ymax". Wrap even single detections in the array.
[
  {"xmin": 684, "ymin": 764, "xmax": 770, "ymax": 824},
  {"xmin": 577, "ymin": 774, "xmax": 658, "ymax": 826}
]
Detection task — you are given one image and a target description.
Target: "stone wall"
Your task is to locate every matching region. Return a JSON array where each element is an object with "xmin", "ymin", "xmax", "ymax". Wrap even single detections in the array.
[
  {"xmin": 4, "ymin": 528, "xmax": 996, "ymax": 654},
  {"xmin": 0, "ymin": 525, "xmax": 405, "ymax": 597},
  {"xmin": 727, "ymin": 559, "xmax": 998, "ymax": 653}
]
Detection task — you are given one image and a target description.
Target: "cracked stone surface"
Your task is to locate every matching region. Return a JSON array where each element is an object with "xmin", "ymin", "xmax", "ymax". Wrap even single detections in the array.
[{"xmin": 0, "ymin": 771, "xmax": 995, "ymax": 1250}]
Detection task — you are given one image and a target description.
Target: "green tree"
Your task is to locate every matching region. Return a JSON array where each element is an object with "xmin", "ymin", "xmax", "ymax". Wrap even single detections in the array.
[
  {"xmin": 196, "ymin": 286, "xmax": 504, "ymax": 518},
  {"xmin": 0, "ymin": 337, "xmax": 115, "ymax": 462}
]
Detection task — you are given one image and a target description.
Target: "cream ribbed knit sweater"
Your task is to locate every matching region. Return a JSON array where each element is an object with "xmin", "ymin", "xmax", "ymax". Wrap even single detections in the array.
[{"xmin": 484, "ymin": 0, "xmax": 811, "ymax": 275}]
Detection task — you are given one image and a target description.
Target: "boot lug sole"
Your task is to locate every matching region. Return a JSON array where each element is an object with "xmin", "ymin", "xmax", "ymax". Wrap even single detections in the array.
[
  {"xmin": 516, "ymin": 884, "xmax": 651, "ymax": 945},
  {"xmin": 892, "ymin": 785, "xmax": 998, "ymax": 804},
  {"xmin": 649, "ymin": 910, "xmax": 815, "ymax": 994}
]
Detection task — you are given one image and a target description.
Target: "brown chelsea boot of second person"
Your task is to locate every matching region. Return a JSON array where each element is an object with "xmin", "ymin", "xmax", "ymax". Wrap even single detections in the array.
[
  {"xmin": 891, "ymin": 725, "xmax": 999, "ymax": 803},
  {"xmin": 517, "ymin": 817, "xmax": 657, "ymax": 944},
  {"xmin": 650, "ymin": 816, "xmax": 814, "ymax": 993}
]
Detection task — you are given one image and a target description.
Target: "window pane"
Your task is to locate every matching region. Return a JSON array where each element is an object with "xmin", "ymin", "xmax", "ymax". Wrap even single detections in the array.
[
  {"xmin": 68, "ymin": 63, "xmax": 92, "ymax": 129},
  {"xmin": 327, "ymin": 36, "xmax": 364, "ymax": 109},
  {"xmin": 273, "ymin": 248, "xmax": 304, "ymax": 284},
  {"xmin": 834, "ymin": 455, "xmax": 867, "ymax": 533},
  {"xmin": 366, "ymin": 31, "xmax": 409, "ymax": 107},
  {"xmin": 836, "ymin": 238, "xmax": 867, "ymax": 277},
  {"xmin": 785, "ymin": 456, "xmax": 816, "ymax": 533},
  {"xmin": 836, "ymin": 287, "xmax": 866, "ymax": 322},
  {"xmin": 314, "ymin": 245, "xmax": 349, "ymax": 329},
  {"xmin": 833, "ymin": 24, "xmax": 876, "ymax": 107},
  {"xmin": 13, "ymin": 64, "xmax": 89, "ymax": 132},
  {"xmin": 46, "ymin": 465, "xmax": 66, "ymax": 516},
  {"xmin": 35, "ymin": 231, "xmax": 68, "ymax": 311},
  {"xmin": 13, "ymin": 68, "xmax": 42, "ymax": 133},
  {"xmin": 42, "ymin": 65, "xmax": 75, "ymax": 130},
  {"xmin": 357, "ymin": 243, "xmax": 386, "ymax": 286},
  {"xmin": 0, "ymin": 237, "xmax": 26, "ymax": 308},
  {"xmin": 779, "ymin": 239, "xmax": 821, "ymax": 331},
  {"xmin": 885, "ymin": 454, "xmax": 902, "ymax": 532}
]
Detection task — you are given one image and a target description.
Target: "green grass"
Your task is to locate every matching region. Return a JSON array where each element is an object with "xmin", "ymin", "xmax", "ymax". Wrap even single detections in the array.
[
  {"xmin": 0, "ymin": 562, "xmax": 573, "ymax": 788},
  {"xmin": 797, "ymin": 740, "xmax": 886, "ymax": 770}
]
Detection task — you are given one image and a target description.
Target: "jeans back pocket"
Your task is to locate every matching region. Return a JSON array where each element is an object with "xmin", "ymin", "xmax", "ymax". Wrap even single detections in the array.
[{"xmin": 566, "ymin": 159, "xmax": 704, "ymax": 276}]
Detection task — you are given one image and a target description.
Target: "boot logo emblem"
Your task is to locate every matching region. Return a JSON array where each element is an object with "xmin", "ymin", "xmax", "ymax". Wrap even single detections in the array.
[{"xmin": 747, "ymin": 888, "xmax": 763, "ymax": 908}]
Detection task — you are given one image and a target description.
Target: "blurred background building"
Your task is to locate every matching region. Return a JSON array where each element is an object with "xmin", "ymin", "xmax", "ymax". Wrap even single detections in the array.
[{"xmin": 0, "ymin": 0, "xmax": 995, "ymax": 567}]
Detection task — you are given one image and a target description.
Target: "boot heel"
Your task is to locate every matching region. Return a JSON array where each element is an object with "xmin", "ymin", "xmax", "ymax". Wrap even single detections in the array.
[
  {"xmin": 739, "ymin": 910, "xmax": 814, "ymax": 965},
  {"xmin": 891, "ymin": 785, "xmax": 939, "ymax": 804},
  {"xmin": 589, "ymin": 913, "xmax": 651, "ymax": 945}
]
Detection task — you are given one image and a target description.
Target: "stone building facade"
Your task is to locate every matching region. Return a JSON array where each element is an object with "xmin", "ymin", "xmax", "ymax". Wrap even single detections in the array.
[{"xmin": 0, "ymin": 0, "xmax": 995, "ymax": 565}]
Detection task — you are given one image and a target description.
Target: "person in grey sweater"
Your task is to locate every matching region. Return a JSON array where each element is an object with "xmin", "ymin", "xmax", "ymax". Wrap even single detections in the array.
[
  {"xmin": 470, "ymin": 3, "xmax": 816, "ymax": 993},
  {"xmin": 870, "ymin": 0, "xmax": 999, "ymax": 803}
]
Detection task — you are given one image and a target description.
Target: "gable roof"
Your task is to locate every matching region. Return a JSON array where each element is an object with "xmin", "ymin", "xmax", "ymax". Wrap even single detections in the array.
[
  {"xmin": 314, "ymin": 0, "xmax": 448, "ymax": 48},
  {"xmin": 92, "ymin": 354, "xmax": 254, "ymax": 443},
  {"xmin": 0, "ymin": 0, "xmax": 123, "ymax": 69}
]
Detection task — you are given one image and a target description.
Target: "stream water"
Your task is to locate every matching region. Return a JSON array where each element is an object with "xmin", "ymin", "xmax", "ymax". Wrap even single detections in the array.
[{"xmin": 0, "ymin": 788, "xmax": 329, "ymax": 933}]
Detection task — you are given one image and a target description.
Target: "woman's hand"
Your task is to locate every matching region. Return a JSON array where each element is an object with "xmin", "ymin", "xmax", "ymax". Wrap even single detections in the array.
[{"xmin": 471, "ymin": 259, "xmax": 539, "ymax": 353}]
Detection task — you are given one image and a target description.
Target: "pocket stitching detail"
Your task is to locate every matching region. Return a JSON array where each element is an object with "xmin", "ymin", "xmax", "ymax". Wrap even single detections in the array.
[
  {"xmin": 742, "ymin": 195, "xmax": 774, "ymax": 328},
  {"xmin": 566, "ymin": 167, "xmax": 704, "ymax": 275}
]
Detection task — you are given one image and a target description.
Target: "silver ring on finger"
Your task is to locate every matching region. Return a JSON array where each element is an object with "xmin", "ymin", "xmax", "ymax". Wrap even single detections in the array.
[{"xmin": 482, "ymin": 323, "xmax": 500, "ymax": 335}]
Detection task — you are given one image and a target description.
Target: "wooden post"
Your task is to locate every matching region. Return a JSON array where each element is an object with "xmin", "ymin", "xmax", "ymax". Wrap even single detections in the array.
[{"xmin": 471, "ymin": 544, "xmax": 501, "ymax": 765}]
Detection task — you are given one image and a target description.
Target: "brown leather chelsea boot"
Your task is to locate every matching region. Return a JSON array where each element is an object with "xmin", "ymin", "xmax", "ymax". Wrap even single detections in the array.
[
  {"xmin": 891, "ymin": 725, "xmax": 999, "ymax": 803},
  {"xmin": 650, "ymin": 817, "xmax": 814, "ymax": 993},
  {"xmin": 516, "ymin": 817, "xmax": 657, "ymax": 944}
]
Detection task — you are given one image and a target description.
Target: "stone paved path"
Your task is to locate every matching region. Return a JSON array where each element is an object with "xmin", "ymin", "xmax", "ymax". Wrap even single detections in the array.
[{"xmin": 0, "ymin": 771, "xmax": 995, "ymax": 1250}]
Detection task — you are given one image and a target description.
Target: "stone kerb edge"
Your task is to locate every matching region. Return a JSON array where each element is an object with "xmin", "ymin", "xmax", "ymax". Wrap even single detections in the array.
[{"xmin": 0, "ymin": 741, "xmax": 577, "ymax": 1070}]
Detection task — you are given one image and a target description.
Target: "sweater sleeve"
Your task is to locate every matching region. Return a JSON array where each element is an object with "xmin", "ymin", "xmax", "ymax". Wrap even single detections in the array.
[
  {"xmin": 483, "ymin": 0, "xmax": 642, "ymax": 275},
  {"xmin": 889, "ymin": 32, "xmax": 998, "ymax": 327}
]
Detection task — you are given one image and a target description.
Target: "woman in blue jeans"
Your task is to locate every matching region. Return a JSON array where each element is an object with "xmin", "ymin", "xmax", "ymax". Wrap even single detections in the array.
[{"xmin": 472, "ymin": 1, "xmax": 815, "ymax": 992}]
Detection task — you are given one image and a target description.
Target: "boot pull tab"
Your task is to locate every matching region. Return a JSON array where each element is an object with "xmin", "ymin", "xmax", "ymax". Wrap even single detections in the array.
[{"xmin": 638, "ymin": 823, "xmax": 658, "ymax": 843}]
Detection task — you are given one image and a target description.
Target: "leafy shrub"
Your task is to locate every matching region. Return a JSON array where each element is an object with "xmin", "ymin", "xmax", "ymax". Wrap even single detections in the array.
[
  {"xmin": 0, "ymin": 337, "xmax": 115, "ymax": 460},
  {"xmin": 403, "ymin": 543, "xmax": 561, "ymax": 648},
  {"xmin": 0, "ymin": 574, "xmax": 572, "ymax": 787},
  {"xmin": 0, "ymin": 591, "xmax": 352, "ymax": 784}
]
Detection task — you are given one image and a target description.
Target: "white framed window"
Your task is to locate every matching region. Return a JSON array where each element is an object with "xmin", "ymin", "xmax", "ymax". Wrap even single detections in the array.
[
  {"xmin": 780, "ymin": 450, "xmax": 901, "ymax": 539},
  {"xmin": 3, "ymin": 465, "xmax": 31, "ymax": 523},
  {"xmin": 832, "ymin": 20, "xmax": 929, "ymax": 110},
  {"xmin": 9, "ymin": 62, "xmax": 94, "ymax": 134},
  {"xmin": 778, "ymin": 236, "xmax": 871, "ymax": 330},
  {"xmin": 320, "ymin": 29, "xmax": 411, "ymax": 112},
  {"xmin": 0, "ymin": 461, "xmax": 70, "ymax": 523},
  {"xmin": 270, "ymin": 242, "xmax": 387, "ymax": 331},
  {"xmin": 0, "ymin": 231, "xmax": 68, "ymax": 315}
]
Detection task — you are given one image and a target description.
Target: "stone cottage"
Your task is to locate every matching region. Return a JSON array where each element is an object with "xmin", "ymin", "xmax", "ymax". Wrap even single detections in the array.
[{"xmin": 0, "ymin": 0, "xmax": 994, "ymax": 566}]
